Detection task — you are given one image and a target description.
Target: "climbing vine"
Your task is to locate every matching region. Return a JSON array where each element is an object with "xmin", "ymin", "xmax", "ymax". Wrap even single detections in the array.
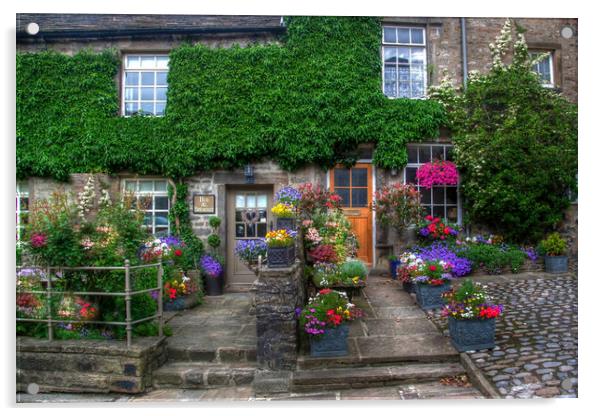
[
  {"xmin": 17, "ymin": 17, "xmax": 446, "ymax": 181},
  {"xmin": 168, "ymin": 183, "xmax": 204, "ymax": 270}
]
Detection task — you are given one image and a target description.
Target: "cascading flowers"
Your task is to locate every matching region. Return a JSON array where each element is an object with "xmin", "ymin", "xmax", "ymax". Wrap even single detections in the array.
[
  {"xmin": 441, "ymin": 279, "xmax": 504, "ymax": 320},
  {"xmin": 416, "ymin": 160, "xmax": 458, "ymax": 189},
  {"xmin": 265, "ymin": 229, "xmax": 295, "ymax": 248},
  {"xmin": 296, "ymin": 289, "xmax": 362, "ymax": 336}
]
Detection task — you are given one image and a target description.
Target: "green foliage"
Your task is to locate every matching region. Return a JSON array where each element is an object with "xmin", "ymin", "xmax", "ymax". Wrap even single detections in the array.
[
  {"xmin": 539, "ymin": 232, "xmax": 567, "ymax": 256},
  {"xmin": 207, "ymin": 234, "xmax": 221, "ymax": 249},
  {"xmin": 339, "ymin": 259, "xmax": 368, "ymax": 280},
  {"xmin": 17, "ymin": 17, "xmax": 445, "ymax": 181},
  {"xmin": 460, "ymin": 243, "xmax": 526, "ymax": 274},
  {"xmin": 208, "ymin": 216, "xmax": 221, "ymax": 229},
  {"xmin": 168, "ymin": 183, "xmax": 204, "ymax": 270},
  {"xmin": 431, "ymin": 21, "xmax": 577, "ymax": 242}
]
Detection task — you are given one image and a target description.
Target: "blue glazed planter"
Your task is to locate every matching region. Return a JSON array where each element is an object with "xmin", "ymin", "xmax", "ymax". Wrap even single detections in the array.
[
  {"xmin": 448, "ymin": 317, "xmax": 496, "ymax": 352},
  {"xmin": 309, "ymin": 324, "xmax": 350, "ymax": 357},
  {"xmin": 163, "ymin": 293, "xmax": 199, "ymax": 311},
  {"xmin": 389, "ymin": 259, "xmax": 401, "ymax": 280},
  {"xmin": 544, "ymin": 255, "xmax": 568, "ymax": 273},
  {"xmin": 415, "ymin": 282, "xmax": 451, "ymax": 310}
]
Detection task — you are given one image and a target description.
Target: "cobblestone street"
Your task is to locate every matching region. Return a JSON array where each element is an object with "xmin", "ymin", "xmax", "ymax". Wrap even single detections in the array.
[{"xmin": 428, "ymin": 273, "xmax": 578, "ymax": 399}]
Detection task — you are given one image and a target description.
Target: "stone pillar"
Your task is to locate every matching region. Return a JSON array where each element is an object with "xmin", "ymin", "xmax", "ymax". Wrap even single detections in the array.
[{"xmin": 252, "ymin": 260, "xmax": 305, "ymax": 395}]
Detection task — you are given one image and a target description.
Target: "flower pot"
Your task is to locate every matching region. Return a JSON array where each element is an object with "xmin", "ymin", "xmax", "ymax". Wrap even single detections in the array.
[
  {"xmin": 204, "ymin": 274, "xmax": 224, "ymax": 296},
  {"xmin": 276, "ymin": 217, "xmax": 296, "ymax": 231},
  {"xmin": 389, "ymin": 259, "xmax": 400, "ymax": 279},
  {"xmin": 163, "ymin": 292, "xmax": 199, "ymax": 311},
  {"xmin": 415, "ymin": 281, "xmax": 451, "ymax": 310},
  {"xmin": 402, "ymin": 281, "xmax": 415, "ymax": 293},
  {"xmin": 267, "ymin": 245, "xmax": 296, "ymax": 268},
  {"xmin": 309, "ymin": 324, "xmax": 350, "ymax": 357},
  {"xmin": 448, "ymin": 316, "xmax": 496, "ymax": 352},
  {"xmin": 544, "ymin": 255, "xmax": 568, "ymax": 273}
]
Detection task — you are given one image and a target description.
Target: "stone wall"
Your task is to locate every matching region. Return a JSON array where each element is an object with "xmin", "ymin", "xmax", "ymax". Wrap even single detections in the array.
[{"xmin": 16, "ymin": 336, "xmax": 167, "ymax": 394}]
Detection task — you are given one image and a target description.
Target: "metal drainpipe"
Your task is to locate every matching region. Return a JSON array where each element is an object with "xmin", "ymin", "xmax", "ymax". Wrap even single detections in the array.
[{"xmin": 461, "ymin": 17, "xmax": 468, "ymax": 89}]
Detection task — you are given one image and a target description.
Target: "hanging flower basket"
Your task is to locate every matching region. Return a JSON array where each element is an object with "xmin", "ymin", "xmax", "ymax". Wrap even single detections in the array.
[{"xmin": 416, "ymin": 161, "xmax": 458, "ymax": 189}]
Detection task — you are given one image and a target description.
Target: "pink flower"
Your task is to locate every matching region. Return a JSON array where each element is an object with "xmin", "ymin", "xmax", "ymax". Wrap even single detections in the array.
[{"xmin": 30, "ymin": 233, "xmax": 47, "ymax": 248}]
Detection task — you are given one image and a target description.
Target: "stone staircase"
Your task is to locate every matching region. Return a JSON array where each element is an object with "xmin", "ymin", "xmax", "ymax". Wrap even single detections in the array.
[{"xmin": 152, "ymin": 293, "xmax": 258, "ymax": 390}]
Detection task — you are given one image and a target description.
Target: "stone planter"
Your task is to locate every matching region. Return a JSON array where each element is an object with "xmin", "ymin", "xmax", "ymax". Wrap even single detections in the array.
[
  {"xmin": 204, "ymin": 273, "xmax": 224, "ymax": 296},
  {"xmin": 402, "ymin": 280, "xmax": 415, "ymax": 294},
  {"xmin": 415, "ymin": 281, "xmax": 451, "ymax": 310},
  {"xmin": 544, "ymin": 255, "xmax": 568, "ymax": 273},
  {"xmin": 163, "ymin": 292, "xmax": 199, "ymax": 311},
  {"xmin": 389, "ymin": 259, "xmax": 400, "ymax": 279},
  {"xmin": 267, "ymin": 245, "xmax": 296, "ymax": 268},
  {"xmin": 309, "ymin": 324, "xmax": 350, "ymax": 357},
  {"xmin": 276, "ymin": 217, "xmax": 296, "ymax": 230},
  {"xmin": 448, "ymin": 317, "xmax": 496, "ymax": 352}
]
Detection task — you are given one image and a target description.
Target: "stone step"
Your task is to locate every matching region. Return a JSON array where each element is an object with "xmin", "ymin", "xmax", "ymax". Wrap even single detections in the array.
[
  {"xmin": 153, "ymin": 362, "xmax": 256, "ymax": 389},
  {"xmin": 166, "ymin": 344, "xmax": 256, "ymax": 363},
  {"xmin": 292, "ymin": 362, "xmax": 466, "ymax": 392}
]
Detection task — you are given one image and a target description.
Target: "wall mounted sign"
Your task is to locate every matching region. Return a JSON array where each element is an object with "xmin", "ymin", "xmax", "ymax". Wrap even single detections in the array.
[{"xmin": 193, "ymin": 194, "xmax": 216, "ymax": 214}]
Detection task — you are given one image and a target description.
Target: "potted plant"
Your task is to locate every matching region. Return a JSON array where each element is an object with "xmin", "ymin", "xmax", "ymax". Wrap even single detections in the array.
[
  {"xmin": 412, "ymin": 260, "xmax": 453, "ymax": 310},
  {"xmin": 397, "ymin": 251, "xmax": 422, "ymax": 293},
  {"xmin": 388, "ymin": 254, "xmax": 400, "ymax": 280},
  {"xmin": 272, "ymin": 202, "xmax": 296, "ymax": 230},
  {"xmin": 311, "ymin": 260, "xmax": 367, "ymax": 300},
  {"xmin": 297, "ymin": 289, "xmax": 362, "ymax": 357},
  {"xmin": 162, "ymin": 269, "xmax": 201, "ymax": 311},
  {"xmin": 539, "ymin": 232, "xmax": 568, "ymax": 273},
  {"xmin": 235, "ymin": 239, "xmax": 267, "ymax": 272},
  {"xmin": 200, "ymin": 254, "xmax": 224, "ymax": 296},
  {"xmin": 441, "ymin": 279, "xmax": 503, "ymax": 352},
  {"xmin": 265, "ymin": 229, "xmax": 296, "ymax": 268},
  {"xmin": 415, "ymin": 160, "xmax": 459, "ymax": 189},
  {"xmin": 417, "ymin": 215, "xmax": 460, "ymax": 243}
]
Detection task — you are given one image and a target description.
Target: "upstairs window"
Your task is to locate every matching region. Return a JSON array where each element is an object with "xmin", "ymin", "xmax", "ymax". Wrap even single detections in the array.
[
  {"xmin": 123, "ymin": 179, "xmax": 170, "ymax": 236},
  {"xmin": 16, "ymin": 182, "xmax": 29, "ymax": 242},
  {"xmin": 529, "ymin": 51, "xmax": 554, "ymax": 87},
  {"xmin": 382, "ymin": 26, "xmax": 427, "ymax": 99},
  {"xmin": 122, "ymin": 55, "xmax": 169, "ymax": 116}
]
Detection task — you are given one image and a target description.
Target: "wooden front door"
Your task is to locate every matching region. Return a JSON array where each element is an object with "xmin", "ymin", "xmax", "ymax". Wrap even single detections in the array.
[
  {"xmin": 330, "ymin": 164, "xmax": 373, "ymax": 266},
  {"xmin": 226, "ymin": 186, "xmax": 273, "ymax": 288}
]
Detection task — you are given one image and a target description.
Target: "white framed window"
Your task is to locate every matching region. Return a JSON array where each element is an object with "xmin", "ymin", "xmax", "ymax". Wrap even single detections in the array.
[
  {"xmin": 123, "ymin": 179, "xmax": 170, "ymax": 236},
  {"xmin": 403, "ymin": 143, "xmax": 461, "ymax": 224},
  {"xmin": 122, "ymin": 55, "xmax": 169, "ymax": 116},
  {"xmin": 529, "ymin": 51, "xmax": 554, "ymax": 87},
  {"xmin": 382, "ymin": 26, "xmax": 427, "ymax": 99},
  {"xmin": 16, "ymin": 182, "xmax": 29, "ymax": 242}
]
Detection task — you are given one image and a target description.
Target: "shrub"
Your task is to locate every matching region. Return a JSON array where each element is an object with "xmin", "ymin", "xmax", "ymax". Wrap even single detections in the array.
[
  {"xmin": 308, "ymin": 244, "xmax": 338, "ymax": 263},
  {"xmin": 539, "ymin": 232, "xmax": 567, "ymax": 256},
  {"xmin": 459, "ymin": 243, "xmax": 526, "ymax": 274},
  {"xmin": 208, "ymin": 216, "xmax": 221, "ymax": 229},
  {"xmin": 339, "ymin": 259, "xmax": 367, "ymax": 281},
  {"xmin": 373, "ymin": 182, "xmax": 423, "ymax": 232},
  {"xmin": 207, "ymin": 234, "xmax": 221, "ymax": 250}
]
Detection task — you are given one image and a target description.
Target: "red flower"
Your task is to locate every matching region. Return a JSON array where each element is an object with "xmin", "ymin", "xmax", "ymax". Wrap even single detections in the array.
[
  {"xmin": 425, "ymin": 215, "xmax": 433, "ymax": 221},
  {"xmin": 174, "ymin": 249, "xmax": 183, "ymax": 257},
  {"xmin": 319, "ymin": 288, "xmax": 332, "ymax": 295},
  {"xmin": 444, "ymin": 227, "xmax": 450, "ymax": 235},
  {"xmin": 326, "ymin": 309, "xmax": 335, "ymax": 316},
  {"xmin": 429, "ymin": 265, "xmax": 437, "ymax": 272}
]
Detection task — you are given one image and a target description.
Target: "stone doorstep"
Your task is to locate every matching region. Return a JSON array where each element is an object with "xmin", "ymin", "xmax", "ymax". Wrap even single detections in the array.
[
  {"xmin": 292, "ymin": 362, "xmax": 466, "ymax": 392},
  {"xmin": 153, "ymin": 361, "xmax": 256, "ymax": 389},
  {"xmin": 166, "ymin": 345, "xmax": 257, "ymax": 363}
]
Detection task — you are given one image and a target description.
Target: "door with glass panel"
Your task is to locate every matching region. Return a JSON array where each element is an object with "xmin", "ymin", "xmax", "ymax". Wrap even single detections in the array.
[
  {"xmin": 226, "ymin": 187, "xmax": 273, "ymax": 288},
  {"xmin": 329, "ymin": 164, "xmax": 373, "ymax": 266}
]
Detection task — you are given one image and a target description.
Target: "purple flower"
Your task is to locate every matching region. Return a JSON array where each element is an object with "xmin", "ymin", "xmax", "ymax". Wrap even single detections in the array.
[
  {"xmin": 413, "ymin": 242, "xmax": 472, "ymax": 277},
  {"xmin": 235, "ymin": 239, "xmax": 267, "ymax": 262},
  {"xmin": 295, "ymin": 307, "xmax": 302, "ymax": 317},
  {"xmin": 275, "ymin": 186, "xmax": 301, "ymax": 205},
  {"xmin": 200, "ymin": 254, "xmax": 223, "ymax": 278},
  {"xmin": 419, "ymin": 228, "xmax": 430, "ymax": 237}
]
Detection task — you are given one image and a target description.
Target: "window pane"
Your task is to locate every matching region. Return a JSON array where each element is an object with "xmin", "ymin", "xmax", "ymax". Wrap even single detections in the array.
[
  {"xmin": 155, "ymin": 212, "xmax": 169, "ymax": 226},
  {"xmin": 433, "ymin": 205, "xmax": 445, "ymax": 219},
  {"xmin": 141, "ymin": 103, "xmax": 154, "ymax": 114},
  {"xmin": 125, "ymin": 102, "xmax": 137, "ymax": 115},
  {"xmin": 155, "ymin": 103, "xmax": 166, "ymax": 116},
  {"xmin": 125, "ymin": 72, "xmax": 139, "ymax": 85},
  {"xmin": 141, "ymin": 72, "xmax": 155, "ymax": 86},
  {"xmin": 143, "ymin": 213, "xmax": 152, "ymax": 226},
  {"xmin": 155, "ymin": 196, "xmax": 169, "ymax": 210},
  {"xmin": 154, "ymin": 180, "xmax": 167, "ymax": 192},
  {"xmin": 446, "ymin": 206, "xmax": 458, "ymax": 222},
  {"xmin": 398, "ymin": 81, "xmax": 410, "ymax": 98},
  {"xmin": 384, "ymin": 27, "xmax": 396, "ymax": 43},
  {"xmin": 411, "ymin": 28, "xmax": 424, "ymax": 44},
  {"xmin": 257, "ymin": 223, "xmax": 267, "ymax": 236},
  {"xmin": 411, "ymin": 81, "xmax": 425, "ymax": 98},
  {"xmin": 126, "ymin": 56, "xmax": 140, "ymax": 69},
  {"xmin": 397, "ymin": 47, "xmax": 410, "ymax": 65},
  {"xmin": 352, "ymin": 168, "xmax": 368, "ymax": 187},
  {"xmin": 139, "ymin": 181, "xmax": 153, "ymax": 192},
  {"xmin": 351, "ymin": 189, "xmax": 368, "ymax": 207},
  {"xmin": 156, "ymin": 56, "xmax": 169, "ymax": 69},
  {"xmin": 125, "ymin": 88, "xmax": 138, "ymax": 101},
  {"xmin": 139, "ymin": 196, "xmax": 152, "ymax": 210},
  {"xmin": 19, "ymin": 197, "xmax": 29, "ymax": 211},
  {"xmin": 236, "ymin": 224, "xmax": 245, "ymax": 237},
  {"xmin": 418, "ymin": 146, "xmax": 431, "ymax": 163},
  {"xmin": 235, "ymin": 211, "xmax": 243, "ymax": 221},
  {"xmin": 384, "ymin": 47, "xmax": 397, "ymax": 64},
  {"xmin": 420, "ymin": 187, "xmax": 431, "ymax": 204},
  {"xmin": 156, "ymin": 87, "xmax": 167, "ymax": 101},
  {"xmin": 410, "ymin": 66, "xmax": 424, "ymax": 82},
  {"xmin": 444, "ymin": 146, "xmax": 454, "ymax": 161},
  {"xmin": 423, "ymin": 205, "xmax": 433, "ymax": 217},
  {"xmin": 141, "ymin": 87, "xmax": 154, "ymax": 100},
  {"xmin": 155, "ymin": 227, "xmax": 169, "ymax": 237},
  {"xmin": 411, "ymin": 48, "xmax": 425, "ymax": 65},
  {"xmin": 398, "ymin": 65, "xmax": 410, "ymax": 82},
  {"xmin": 156, "ymin": 72, "xmax": 168, "ymax": 85},
  {"xmin": 446, "ymin": 187, "xmax": 458, "ymax": 204},
  {"xmin": 125, "ymin": 181, "xmax": 136, "ymax": 191},
  {"xmin": 257, "ymin": 194, "xmax": 267, "ymax": 208},
  {"xmin": 432, "ymin": 146, "xmax": 444, "ymax": 161},
  {"xmin": 397, "ymin": 28, "xmax": 410, "ymax": 43},
  {"xmin": 407, "ymin": 145, "xmax": 418, "ymax": 163},
  {"xmin": 405, "ymin": 167, "xmax": 417, "ymax": 184},
  {"xmin": 246, "ymin": 195, "xmax": 256, "ymax": 208},
  {"xmin": 433, "ymin": 187, "xmax": 445, "ymax": 204},
  {"xmin": 334, "ymin": 168, "xmax": 350, "ymax": 187},
  {"xmin": 246, "ymin": 224, "xmax": 256, "ymax": 237},
  {"xmin": 140, "ymin": 56, "xmax": 155, "ymax": 69},
  {"xmin": 335, "ymin": 188, "xmax": 350, "ymax": 207},
  {"xmin": 236, "ymin": 195, "xmax": 245, "ymax": 208}
]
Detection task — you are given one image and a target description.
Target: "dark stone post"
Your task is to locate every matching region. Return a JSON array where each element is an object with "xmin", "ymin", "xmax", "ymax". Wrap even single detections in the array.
[{"xmin": 252, "ymin": 259, "xmax": 305, "ymax": 394}]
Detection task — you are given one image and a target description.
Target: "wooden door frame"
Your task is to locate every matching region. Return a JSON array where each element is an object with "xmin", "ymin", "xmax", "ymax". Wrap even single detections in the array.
[
  {"xmin": 327, "ymin": 163, "xmax": 375, "ymax": 268},
  {"xmin": 225, "ymin": 184, "xmax": 274, "ymax": 290}
]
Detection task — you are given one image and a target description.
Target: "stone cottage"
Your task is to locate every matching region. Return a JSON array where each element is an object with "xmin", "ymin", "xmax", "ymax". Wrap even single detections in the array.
[{"xmin": 16, "ymin": 14, "xmax": 578, "ymax": 289}]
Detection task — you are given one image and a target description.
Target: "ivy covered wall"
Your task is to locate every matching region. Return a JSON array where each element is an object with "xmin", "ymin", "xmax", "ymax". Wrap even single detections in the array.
[{"xmin": 17, "ymin": 16, "xmax": 446, "ymax": 181}]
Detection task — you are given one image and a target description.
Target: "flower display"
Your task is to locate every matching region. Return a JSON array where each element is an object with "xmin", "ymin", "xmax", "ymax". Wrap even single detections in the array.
[
  {"xmin": 409, "ymin": 260, "xmax": 453, "ymax": 286},
  {"xmin": 271, "ymin": 202, "xmax": 295, "ymax": 218},
  {"xmin": 441, "ymin": 279, "xmax": 504, "ymax": 320},
  {"xmin": 275, "ymin": 186, "xmax": 302, "ymax": 206},
  {"xmin": 297, "ymin": 183, "xmax": 342, "ymax": 218},
  {"xmin": 418, "ymin": 215, "xmax": 460, "ymax": 242},
  {"xmin": 373, "ymin": 182, "xmax": 423, "ymax": 232},
  {"xmin": 265, "ymin": 229, "xmax": 295, "ymax": 248},
  {"xmin": 56, "ymin": 296, "xmax": 98, "ymax": 321},
  {"xmin": 412, "ymin": 242, "xmax": 472, "ymax": 277},
  {"xmin": 312, "ymin": 259, "xmax": 367, "ymax": 288},
  {"xmin": 416, "ymin": 160, "xmax": 458, "ymax": 189},
  {"xmin": 30, "ymin": 232, "xmax": 47, "ymax": 248},
  {"xmin": 308, "ymin": 244, "xmax": 338, "ymax": 264},
  {"xmin": 200, "ymin": 254, "xmax": 223, "ymax": 278},
  {"xmin": 164, "ymin": 271, "xmax": 200, "ymax": 301},
  {"xmin": 235, "ymin": 239, "xmax": 267, "ymax": 263},
  {"xmin": 297, "ymin": 289, "xmax": 362, "ymax": 336},
  {"xmin": 139, "ymin": 236, "xmax": 186, "ymax": 263}
]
